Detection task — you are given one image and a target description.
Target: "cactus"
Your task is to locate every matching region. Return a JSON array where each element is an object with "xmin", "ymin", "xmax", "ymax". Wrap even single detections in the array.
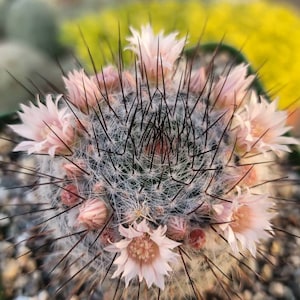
[
  {"xmin": 8, "ymin": 24, "xmax": 299, "ymax": 299},
  {"xmin": 5, "ymin": 0, "xmax": 61, "ymax": 57}
]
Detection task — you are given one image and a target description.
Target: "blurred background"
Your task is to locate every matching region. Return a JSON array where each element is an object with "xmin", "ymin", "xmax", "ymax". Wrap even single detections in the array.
[{"xmin": 0, "ymin": 1, "xmax": 300, "ymax": 299}]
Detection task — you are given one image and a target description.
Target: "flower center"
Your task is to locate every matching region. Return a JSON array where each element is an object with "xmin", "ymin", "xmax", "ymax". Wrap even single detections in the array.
[
  {"xmin": 128, "ymin": 234, "xmax": 159, "ymax": 264},
  {"xmin": 231, "ymin": 205, "xmax": 252, "ymax": 233}
]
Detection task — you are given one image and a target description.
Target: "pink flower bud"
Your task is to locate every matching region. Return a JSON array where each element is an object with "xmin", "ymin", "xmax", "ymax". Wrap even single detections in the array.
[
  {"xmin": 189, "ymin": 67, "xmax": 207, "ymax": 94},
  {"xmin": 60, "ymin": 184, "xmax": 79, "ymax": 206},
  {"xmin": 187, "ymin": 228, "xmax": 206, "ymax": 250},
  {"xmin": 92, "ymin": 66, "xmax": 120, "ymax": 92},
  {"xmin": 167, "ymin": 216, "xmax": 187, "ymax": 241},
  {"xmin": 77, "ymin": 199, "xmax": 108, "ymax": 230},
  {"xmin": 63, "ymin": 69, "xmax": 101, "ymax": 114},
  {"xmin": 63, "ymin": 160, "xmax": 86, "ymax": 179},
  {"xmin": 122, "ymin": 71, "xmax": 136, "ymax": 90},
  {"xmin": 99, "ymin": 226, "xmax": 118, "ymax": 246}
]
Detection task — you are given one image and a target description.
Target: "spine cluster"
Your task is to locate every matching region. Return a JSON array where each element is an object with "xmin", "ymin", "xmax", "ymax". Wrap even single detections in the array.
[{"xmin": 9, "ymin": 24, "xmax": 298, "ymax": 299}]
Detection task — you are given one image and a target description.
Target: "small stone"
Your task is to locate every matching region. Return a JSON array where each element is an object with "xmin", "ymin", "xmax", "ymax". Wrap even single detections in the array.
[
  {"xmin": 284, "ymin": 288, "xmax": 296, "ymax": 300},
  {"xmin": 14, "ymin": 273, "xmax": 29, "ymax": 290},
  {"xmin": 0, "ymin": 212, "xmax": 10, "ymax": 227},
  {"xmin": 24, "ymin": 258, "xmax": 37, "ymax": 272},
  {"xmin": 261, "ymin": 263, "xmax": 273, "ymax": 282},
  {"xmin": 270, "ymin": 239, "xmax": 283, "ymax": 256},
  {"xmin": 2, "ymin": 258, "xmax": 21, "ymax": 283},
  {"xmin": 243, "ymin": 289, "xmax": 253, "ymax": 300},
  {"xmin": 269, "ymin": 281, "xmax": 295, "ymax": 300},
  {"xmin": 0, "ymin": 240, "xmax": 14, "ymax": 256},
  {"xmin": 267, "ymin": 254, "xmax": 278, "ymax": 266},
  {"xmin": 279, "ymin": 264, "xmax": 294, "ymax": 278},
  {"xmin": 37, "ymin": 290, "xmax": 49, "ymax": 300},
  {"xmin": 14, "ymin": 296, "xmax": 34, "ymax": 300},
  {"xmin": 23, "ymin": 270, "xmax": 42, "ymax": 296},
  {"xmin": 269, "ymin": 281, "xmax": 285, "ymax": 297},
  {"xmin": 0, "ymin": 134, "xmax": 13, "ymax": 154},
  {"xmin": 292, "ymin": 269, "xmax": 300, "ymax": 298},
  {"xmin": 0, "ymin": 186, "xmax": 9, "ymax": 202},
  {"xmin": 17, "ymin": 157, "xmax": 37, "ymax": 183},
  {"xmin": 252, "ymin": 291, "xmax": 272, "ymax": 300},
  {"xmin": 15, "ymin": 232, "xmax": 30, "ymax": 245}
]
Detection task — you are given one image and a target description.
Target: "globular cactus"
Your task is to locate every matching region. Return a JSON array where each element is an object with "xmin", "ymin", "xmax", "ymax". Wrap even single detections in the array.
[{"xmin": 8, "ymin": 24, "xmax": 299, "ymax": 299}]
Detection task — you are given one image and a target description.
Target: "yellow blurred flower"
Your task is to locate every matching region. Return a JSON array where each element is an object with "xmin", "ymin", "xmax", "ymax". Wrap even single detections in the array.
[{"xmin": 61, "ymin": 0, "xmax": 300, "ymax": 108}]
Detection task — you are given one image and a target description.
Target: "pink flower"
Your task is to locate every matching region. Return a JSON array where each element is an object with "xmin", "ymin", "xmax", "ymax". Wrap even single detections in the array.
[
  {"xmin": 233, "ymin": 95, "xmax": 299, "ymax": 154},
  {"xmin": 9, "ymin": 95, "xmax": 74, "ymax": 157},
  {"xmin": 126, "ymin": 24, "xmax": 186, "ymax": 81},
  {"xmin": 92, "ymin": 66, "xmax": 120, "ymax": 91},
  {"xmin": 63, "ymin": 69, "xmax": 101, "ymax": 113},
  {"xmin": 105, "ymin": 220, "xmax": 180, "ymax": 290},
  {"xmin": 77, "ymin": 198, "xmax": 108, "ymax": 230},
  {"xmin": 213, "ymin": 189, "xmax": 274, "ymax": 256},
  {"xmin": 211, "ymin": 64, "xmax": 255, "ymax": 109}
]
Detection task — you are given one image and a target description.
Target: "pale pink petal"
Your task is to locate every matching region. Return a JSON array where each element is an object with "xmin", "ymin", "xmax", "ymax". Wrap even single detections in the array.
[
  {"xmin": 189, "ymin": 67, "xmax": 207, "ymax": 94},
  {"xmin": 214, "ymin": 189, "xmax": 274, "ymax": 256},
  {"xmin": 212, "ymin": 64, "xmax": 255, "ymax": 109},
  {"xmin": 9, "ymin": 95, "xmax": 75, "ymax": 157}
]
